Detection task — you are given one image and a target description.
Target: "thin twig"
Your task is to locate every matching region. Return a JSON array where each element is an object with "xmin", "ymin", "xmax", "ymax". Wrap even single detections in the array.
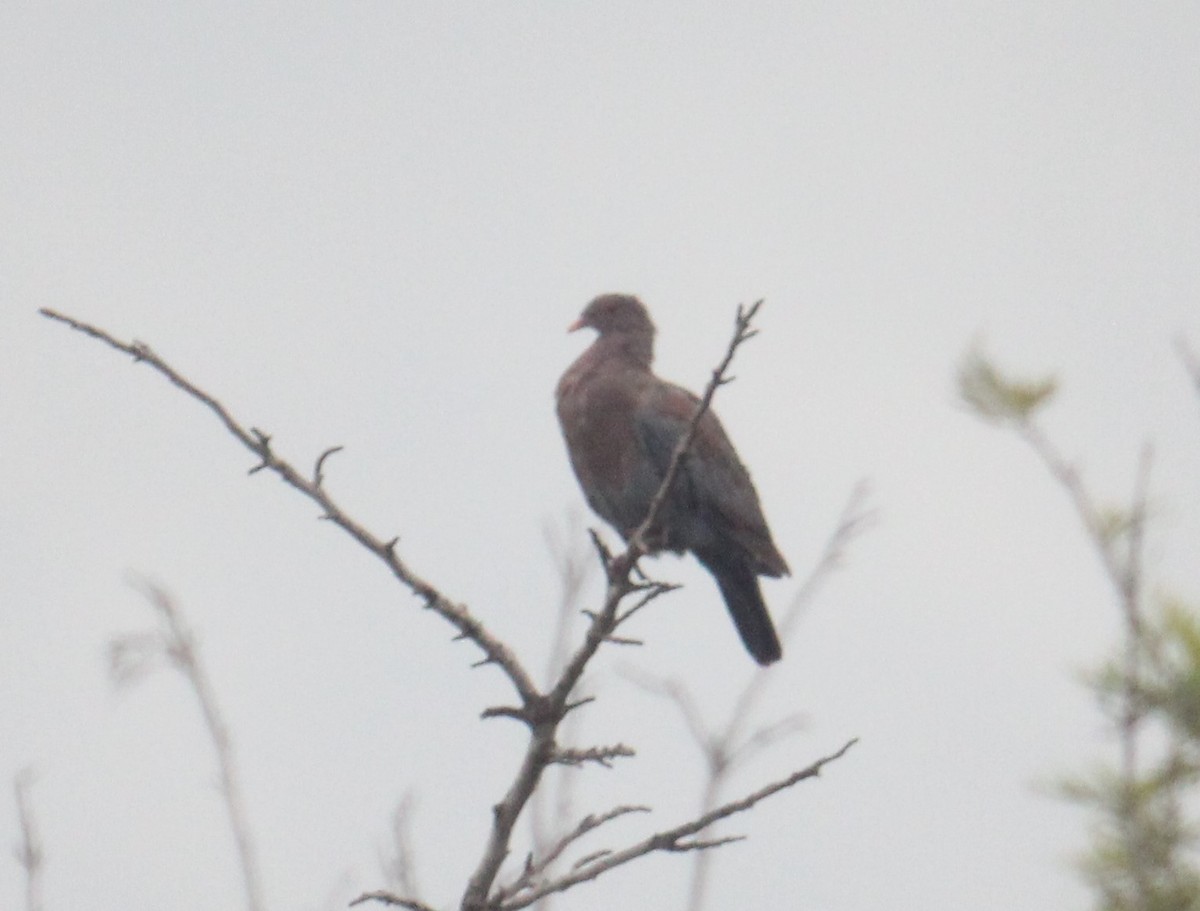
[
  {"xmin": 501, "ymin": 738, "xmax": 857, "ymax": 910},
  {"xmin": 497, "ymin": 805, "xmax": 651, "ymax": 902}
]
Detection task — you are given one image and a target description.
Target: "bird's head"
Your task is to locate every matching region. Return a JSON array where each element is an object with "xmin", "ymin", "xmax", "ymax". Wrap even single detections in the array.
[{"xmin": 569, "ymin": 294, "xmax": 656, "ymax": 337}]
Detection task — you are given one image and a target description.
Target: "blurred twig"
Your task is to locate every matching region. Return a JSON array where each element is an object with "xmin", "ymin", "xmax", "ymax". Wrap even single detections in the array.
[
  {"xmin": 111, "ymin": 582, "xmax": 264, "ymax": 911},
  {"xmin": 1177, "ymin": 336, "xmax": 1200, "ymax": 402},
  {"xmin": 14, "ymin": 768, "xmax": 43, "ymax": 911},
  {"xmin": 528, "ymin": 514, "xmax": 598, "ymax": 911},
  {"xmin": 380, "ymin": 793, "xmax": 422, "ymax": 902},
  {"xmin": 627, "ymin": 483, "xmax": 873, "ymax": 911}
]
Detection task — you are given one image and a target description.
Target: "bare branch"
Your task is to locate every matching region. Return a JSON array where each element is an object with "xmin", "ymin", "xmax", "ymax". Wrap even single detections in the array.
[
  {"xmin": 502, "ymin": 738, "xmax": 858, "ymax": 910},
  {"xmin": 614, "ymin": 581, "xmax": 681, "ymax": 627},
  {"xmin": 38, "ymin": 308, "xmax": 539, "ymax": 706},
  {"xmin": 498, "ymin": 805, "xmax": 651, "ymax": 903},
  {"xmin": 674, "ymin": 834, "xmax": 746, "ymax": 851},
  {"xmin": 550, "ymin": 744, "xmax": 636, "ymax": 768}
]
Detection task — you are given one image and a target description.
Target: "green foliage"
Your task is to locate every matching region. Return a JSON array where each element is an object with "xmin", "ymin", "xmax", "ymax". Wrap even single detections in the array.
[
  {"xmin": 957, "ymin": 348, "xmax": 1058, "ymax": 424},
  {"xmin": 1062, "ymin": 598, "xmax": 1200, "ymax": 911},
  {"xmin": 963, "ymin": 342, "xmax": 1200, "ymax": 911},
  {"xmin": 1094, "ymin": 507, "xmax": 1139, "ymax": 547}
]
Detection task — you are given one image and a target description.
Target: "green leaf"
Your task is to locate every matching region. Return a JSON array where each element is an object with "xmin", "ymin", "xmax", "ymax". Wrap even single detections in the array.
[{"xmin": 957, "ymin": 347, "xmax": 1057, "ymax": 423}]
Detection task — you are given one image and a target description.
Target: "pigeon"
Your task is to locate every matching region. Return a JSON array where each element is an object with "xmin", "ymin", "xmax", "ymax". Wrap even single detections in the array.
[{"xmin": 555, "ymin": 293, "xmax": 788, "ymax": 664}]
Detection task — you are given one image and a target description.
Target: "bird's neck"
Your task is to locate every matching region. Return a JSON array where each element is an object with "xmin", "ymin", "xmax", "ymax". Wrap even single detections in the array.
[{"xmin": 590, "ymin": 331, "xmax": 654, "ymax": 370}]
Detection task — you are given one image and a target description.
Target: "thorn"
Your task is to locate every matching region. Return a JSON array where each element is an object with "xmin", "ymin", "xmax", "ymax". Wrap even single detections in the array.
[
  {"xmin": 563, "ymin": 696, "xmax": 595, "ymax": 716},
  {"xmin": 313, "ymin": 445, "xmax": 344, "ymax": 485},
  {"xmin": 481, "ymin": 705, "xmax": 527, "ymax": 722},
  {"xmin": 604, "ymin": 635, "xmax": 643, "ymax": 647}
]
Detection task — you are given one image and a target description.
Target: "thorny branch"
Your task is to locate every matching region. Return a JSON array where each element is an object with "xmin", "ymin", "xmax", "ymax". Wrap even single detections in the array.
[
  {"xmin": 42, "ymin": 302, "xmax": 854, "ymax": 911},
  {"xmin": 551, "ymin": 744, "xmax": 636, "ymax": 768},
  {"xmin": 38, "ymin": 307, "xmax": 539, "ymax": 707}
]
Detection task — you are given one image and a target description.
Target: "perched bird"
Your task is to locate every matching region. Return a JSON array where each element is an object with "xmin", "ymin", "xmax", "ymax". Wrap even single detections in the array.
[{"xmin": 555, "ymin": 293, "xmax": 789, "ymax": 665}]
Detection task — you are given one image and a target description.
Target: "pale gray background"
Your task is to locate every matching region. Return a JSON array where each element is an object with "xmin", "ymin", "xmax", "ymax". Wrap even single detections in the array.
[{"xmin": 3, "ymin": 3, "xmax": 1199, "ymax": 910}]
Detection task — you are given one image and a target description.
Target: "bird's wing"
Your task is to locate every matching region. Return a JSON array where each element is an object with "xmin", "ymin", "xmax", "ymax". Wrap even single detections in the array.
[{"xmin": 633, "ymin": 380, "xmax": 789, "ymax": 576}]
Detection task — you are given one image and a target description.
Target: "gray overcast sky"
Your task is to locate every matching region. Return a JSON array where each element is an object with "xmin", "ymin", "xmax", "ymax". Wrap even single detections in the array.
[{"xmin": 3, "ymin": 3, "xmax": 1199, "ymax": 910}]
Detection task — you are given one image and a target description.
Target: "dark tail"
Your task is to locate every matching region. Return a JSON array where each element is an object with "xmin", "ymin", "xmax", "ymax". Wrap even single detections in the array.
[{"xmin": 696, "ymin": 551, "xmax": 783, "ymax": 666}]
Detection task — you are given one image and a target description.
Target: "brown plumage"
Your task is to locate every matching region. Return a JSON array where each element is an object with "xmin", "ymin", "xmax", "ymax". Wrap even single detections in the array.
[{"xmin": 555, "ymin": 293, "xmax": 788, "ymax": 665}]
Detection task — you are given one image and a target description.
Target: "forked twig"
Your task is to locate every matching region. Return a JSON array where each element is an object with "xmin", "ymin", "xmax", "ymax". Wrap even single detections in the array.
[{"xmin": 501, "ymin": 738, "xmax": 857, "ymax": 910}]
